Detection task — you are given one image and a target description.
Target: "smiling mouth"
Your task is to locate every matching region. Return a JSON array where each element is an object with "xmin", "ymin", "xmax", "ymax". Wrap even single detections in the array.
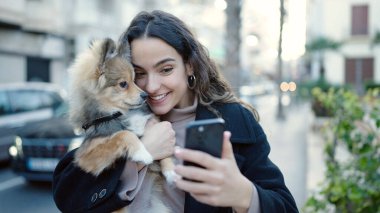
[{"xmin": 149, "ymin": 93, "xmax": 169, "ymax": 101}]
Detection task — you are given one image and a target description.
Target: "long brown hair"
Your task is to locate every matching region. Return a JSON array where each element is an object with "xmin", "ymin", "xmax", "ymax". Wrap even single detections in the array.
[{"xmin": 120, "ymin": 10, "xmax": 259, "ymax": 121}]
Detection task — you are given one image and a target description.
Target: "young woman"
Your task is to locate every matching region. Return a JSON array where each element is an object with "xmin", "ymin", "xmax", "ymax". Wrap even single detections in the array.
[{"xmin": 53, "ymin": 10, "xmax": 298, "ymax": 213}]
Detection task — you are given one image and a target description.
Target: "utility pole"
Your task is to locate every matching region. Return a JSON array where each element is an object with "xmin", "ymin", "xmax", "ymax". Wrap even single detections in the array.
[{"xmin": 277, "ymin": 0, "xmax": 285, "ymax": 120}]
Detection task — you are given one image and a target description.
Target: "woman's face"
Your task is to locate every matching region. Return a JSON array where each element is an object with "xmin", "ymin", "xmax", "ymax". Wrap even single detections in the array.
[{"xmin": 130, "ymin": 37, "xmax": 194, "ymax": 115}]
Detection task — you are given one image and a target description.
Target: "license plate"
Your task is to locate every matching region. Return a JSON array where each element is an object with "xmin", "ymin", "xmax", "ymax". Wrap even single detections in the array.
[{"xmin": 27, "ymin": 158, "xmax": 59, "ymax": 172}]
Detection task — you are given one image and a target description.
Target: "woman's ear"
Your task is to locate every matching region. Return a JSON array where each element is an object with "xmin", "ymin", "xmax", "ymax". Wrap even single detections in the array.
[{"xmin": 185, "ymin": 63, "xmax": 193, "ymax": 76}]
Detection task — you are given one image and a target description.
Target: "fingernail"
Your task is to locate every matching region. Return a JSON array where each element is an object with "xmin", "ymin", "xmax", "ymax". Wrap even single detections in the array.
[
  {"xmin": 224, "ymin": 131, "xmax": 231, "ymax": 138},
  {"xmin": 174, "ymin": 146, "xmax": 181, "ymax": 154},
  {"xmin": 174, "ymin": 173, "xmax": 182, "ymax": 182},
  {"xmin": 174, "ymin": 164, "xmax": 182, "ymax": 173}
]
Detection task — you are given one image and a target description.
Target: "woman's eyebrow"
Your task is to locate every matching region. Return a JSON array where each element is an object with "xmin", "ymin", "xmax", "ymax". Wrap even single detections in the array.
[
  {"xmin": 153, "ymin": 58, "xmax": 175, "ymax": 68},
  {"xmin": 132, "ymin": 58, "xmax": 175, "ymax": 70}
]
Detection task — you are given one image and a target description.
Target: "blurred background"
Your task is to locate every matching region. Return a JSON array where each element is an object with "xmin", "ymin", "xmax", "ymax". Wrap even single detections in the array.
[{"xmin": 0, "ymin": 0, "xmax": 379, "ymax": 212}]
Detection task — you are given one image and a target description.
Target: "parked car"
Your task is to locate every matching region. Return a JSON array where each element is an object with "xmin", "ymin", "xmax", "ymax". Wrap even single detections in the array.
[
  {"xmin": 239, "ymin": 78, "xmax": 277, "ymax": 107},
  {"xmin": 0, "ymin": 82, "xmax": 67, "ymax": 162},
  {"xmin": 8, "ymin": 104, "xmax": 83, "ymax": 182}
]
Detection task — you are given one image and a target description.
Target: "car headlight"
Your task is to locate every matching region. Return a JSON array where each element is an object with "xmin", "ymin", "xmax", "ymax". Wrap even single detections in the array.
[
  {"xmin": 68, "ymin": 137, "xmax": 83, "ymax": 151},
  {"xmin": 9, "ymin": 136, "xmax": 23, "ymax": 157},
  {"xmin": 9, "ymin": 146, "xmax": 17, "ymax": 157}
]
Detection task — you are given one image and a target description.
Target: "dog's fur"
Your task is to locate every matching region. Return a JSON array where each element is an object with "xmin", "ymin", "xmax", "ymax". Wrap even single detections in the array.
[{"xmin": 68, "ymin": 38, "xmax": 174, "ymax": 213}]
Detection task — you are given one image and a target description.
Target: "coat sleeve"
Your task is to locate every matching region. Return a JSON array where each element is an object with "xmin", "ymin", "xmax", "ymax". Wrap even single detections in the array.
[
  {"xmin": 227, "ymin": 104, "xmax": 299, "ymax": 213},
  {"xmin": 52, "ymin": 149, "xmax": 131, "ymax": 213}
]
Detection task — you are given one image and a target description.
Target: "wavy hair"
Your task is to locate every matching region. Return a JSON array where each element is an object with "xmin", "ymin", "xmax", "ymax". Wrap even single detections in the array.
[{"xmin": 119, "ymin": 10, "xmax": 258, "ymax": 120}]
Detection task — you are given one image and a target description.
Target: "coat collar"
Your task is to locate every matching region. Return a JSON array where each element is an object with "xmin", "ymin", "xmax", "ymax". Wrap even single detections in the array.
[{"xmin": 195, "ymin": 103, "xmax": 259, "ymax": 144}]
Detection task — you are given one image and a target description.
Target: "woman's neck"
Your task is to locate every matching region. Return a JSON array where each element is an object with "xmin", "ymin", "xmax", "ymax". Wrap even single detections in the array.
[{"xmin": 160, "ymin": 97, "xmax": 197, "ymax": 123}]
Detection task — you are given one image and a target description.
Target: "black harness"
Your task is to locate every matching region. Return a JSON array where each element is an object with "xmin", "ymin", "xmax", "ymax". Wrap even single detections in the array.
[{"xmin": 82, "ymin": 111, "xmax": 123, "ymax": 130}]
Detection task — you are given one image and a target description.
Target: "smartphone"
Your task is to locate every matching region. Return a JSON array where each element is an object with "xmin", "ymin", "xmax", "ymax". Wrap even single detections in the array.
[{"xmin": 184, "ymin": 118, "xmax": 225, "ymax": 168}]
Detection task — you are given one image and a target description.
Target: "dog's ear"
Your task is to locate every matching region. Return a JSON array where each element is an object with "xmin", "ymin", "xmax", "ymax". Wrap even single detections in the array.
[
  {"xmin": 99, "ymin": 38, "xmax": 116, "ymax": 66},
  {"xmin": 117, "ymin": 38, "xmax": 131, "ymax": 61}
]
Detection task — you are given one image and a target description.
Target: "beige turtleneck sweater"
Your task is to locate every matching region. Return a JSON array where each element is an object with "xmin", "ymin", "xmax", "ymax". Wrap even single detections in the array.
[{"xmin": 118, "ymin": 98, "xmax": 260, "ymax": 213}]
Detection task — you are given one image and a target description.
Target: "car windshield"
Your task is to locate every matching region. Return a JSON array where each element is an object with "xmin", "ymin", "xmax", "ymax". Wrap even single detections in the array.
[{"xmin": 52, "ymin": 102, "xmax": 69, "ymax": 118}]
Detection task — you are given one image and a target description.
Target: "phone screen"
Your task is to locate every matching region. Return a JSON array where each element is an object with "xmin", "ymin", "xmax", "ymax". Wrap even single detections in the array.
[{"xmin": 184, "ymin": 118, "xmax": 225, "ymax": 167}]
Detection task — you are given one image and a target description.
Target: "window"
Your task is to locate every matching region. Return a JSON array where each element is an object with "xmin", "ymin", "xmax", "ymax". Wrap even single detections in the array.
[
  {"xmin": 8, "ymin": 90, "xmax": 44, "ymax": 113},
  {"xmin": 345, "ymin": 58, "xmax": 374, "ymax": 84},
  {"xmin": 0, "ymin": 92, "xmax": 10, "ymax": 116},
  {"xmin": 351, "ymin": 5, "xmax": 368, "ymax": 35},
  {"xmin": 40, "ymin": 91, "xmax": 64, "ymax": 109}
]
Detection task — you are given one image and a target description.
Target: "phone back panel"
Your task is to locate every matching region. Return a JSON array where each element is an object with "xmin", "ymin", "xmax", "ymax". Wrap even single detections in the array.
[{"xmin": 185, "ymin": 118, "xmax": 225, "ymax": 158}]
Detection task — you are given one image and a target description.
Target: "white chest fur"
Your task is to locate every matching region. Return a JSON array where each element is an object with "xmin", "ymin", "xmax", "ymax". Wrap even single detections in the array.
[{"xmin": 125, "ymin": 112, "xmax": 152, "ymax": 137}]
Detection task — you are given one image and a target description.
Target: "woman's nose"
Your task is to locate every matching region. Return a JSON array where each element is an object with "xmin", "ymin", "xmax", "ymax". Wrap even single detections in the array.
[{"xmin": 145, "ymin": 74, "xmax": 160, "ymax": 93}]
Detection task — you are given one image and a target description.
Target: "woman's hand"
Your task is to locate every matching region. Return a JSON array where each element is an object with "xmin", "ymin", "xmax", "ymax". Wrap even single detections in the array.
[
  {"xmin": 174, "ymin": 131, "xmax": 253, "ymax": 212},
  {"xmin": 141, "ymin": 119, "xmax": 176, "ymax": 160}
]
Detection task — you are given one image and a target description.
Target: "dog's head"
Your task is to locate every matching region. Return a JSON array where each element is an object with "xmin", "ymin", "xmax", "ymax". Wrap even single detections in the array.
[
  {"xmin": 93, "ymin": 38, "xmax": 147, "ymax": 111},
  {"xmin": 69, "ymin": 38, "xmax": 147, "ymax": 128}
]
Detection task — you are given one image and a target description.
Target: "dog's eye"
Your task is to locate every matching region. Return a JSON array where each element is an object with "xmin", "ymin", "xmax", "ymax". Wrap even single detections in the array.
[{"xmin": 119, "ymin": 81, "xmax": 128, "ymax": 89}]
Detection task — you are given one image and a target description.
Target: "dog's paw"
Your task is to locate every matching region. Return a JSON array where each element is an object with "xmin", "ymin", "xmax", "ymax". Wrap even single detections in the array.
[
  {"xmin": 163, "ymin": 170, "xmax": 178, "ymax": 185},
  {"xmin": 129, "ymin": 146, "xmax": 153, "ymax": 165}
]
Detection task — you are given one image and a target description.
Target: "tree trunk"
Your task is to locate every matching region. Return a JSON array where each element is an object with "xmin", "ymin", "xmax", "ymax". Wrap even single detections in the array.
[
  {"xmin": 225, "ymin": 0, "xmax": 242, "ymax": 97},
  {"xmin": 277, "ymin": 0, "xmax": 285, "ymax": 119},
  {"xmin": 143, "ymin": 0, "xmax": 156, "ymax": 11}
]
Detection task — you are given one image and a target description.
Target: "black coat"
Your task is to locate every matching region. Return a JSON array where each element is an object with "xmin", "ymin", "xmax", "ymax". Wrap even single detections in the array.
[{"xmin": 53, "ymin": 103, "xmax": 298, "ymax": 213}]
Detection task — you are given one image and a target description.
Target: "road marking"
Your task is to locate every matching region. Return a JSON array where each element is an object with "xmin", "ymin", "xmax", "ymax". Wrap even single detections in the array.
[{"xmin": 0, "ymin": 177, "xmax": 25, "ymax": 191}]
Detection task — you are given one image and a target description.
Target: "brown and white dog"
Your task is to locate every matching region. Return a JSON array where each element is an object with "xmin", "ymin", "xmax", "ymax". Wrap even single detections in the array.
[{"xmin": 68, "ymin": 38, "xmax": 174, "ymax": 212}]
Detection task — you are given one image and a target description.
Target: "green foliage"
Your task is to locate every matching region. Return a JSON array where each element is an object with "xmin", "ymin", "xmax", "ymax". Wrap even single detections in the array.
[
  {"xmin": 306, "ymin": 37, "xmax": 342, "ymax": 52},
  {"xmin": 298, "ymin": 79, "xmax": 351, "ymax": 99},
  {"xmin": 304, "ymin": 88, "xmax": 380, "ymax": 213},
  {"xmin": 365, "ymin": 81, "xmax": 380, "ymax": 91},
  {"xmin": 298, "ymin": 79, "xmax": 350, "ymax": 116},
  {"xmin": 298, "ymin": 79, "xmax": 336, "ymax": 100},
  {"xmin": 372, "ymin": 32, "xmax": 380, "ymax": 46}
]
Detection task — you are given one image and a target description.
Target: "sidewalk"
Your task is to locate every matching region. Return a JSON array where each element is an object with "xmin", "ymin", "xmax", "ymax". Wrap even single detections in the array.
[{"xmin": 255, "ymin": 97, "xmax": 325, "ymax": 210}]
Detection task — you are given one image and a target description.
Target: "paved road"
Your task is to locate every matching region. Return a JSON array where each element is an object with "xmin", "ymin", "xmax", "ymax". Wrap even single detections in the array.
[
  {"xmin": 0, "ymin": 167, "xmax": 59, "ymax": 213},
  {"xmin": 252, "ymin": 94, "xmax": 315, "ymax": 210}
]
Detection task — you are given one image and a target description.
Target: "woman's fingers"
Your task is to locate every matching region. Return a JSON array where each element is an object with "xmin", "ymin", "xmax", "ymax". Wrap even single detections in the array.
[
  {"xmin": 175, "ymin": 147, "xmax": 220, "ymax": 170},
  {"xmin": 142, "ymin": 121, "xmax": 176, "ymax": 160},
  {"xmin": 175, "ymin": 131, "xmax": 233, "ymax": 170},
  {"xmin": 175, "ymin": 175, "xmax": 221, "ymax": 195},
  {"xmin": 190, "ymin": 193, "xmax": 220, "ymax": 207},
  {"xmin": 175, "ymin": 164, "xmax": 224, "ymax": 183},
  {"xmin": 221, "ymin": 131, "xmax": 234, "ymax": 160}
]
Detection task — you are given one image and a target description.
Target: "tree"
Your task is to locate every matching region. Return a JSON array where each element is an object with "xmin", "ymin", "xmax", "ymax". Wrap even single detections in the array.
[
  {"xmin": 225, "ymin": 0, "xmax": 242, "ymax": 97},
  {"xmin": 371, "ymin": 31, "xmax": 380, "ymax": 47},
  {"xmin": 305, "ymin": 37, "xmax": 342, "ymax": 81},
  {"xmin": 277, "ymin": 0, "xmax": 286, "ymax": 119}
]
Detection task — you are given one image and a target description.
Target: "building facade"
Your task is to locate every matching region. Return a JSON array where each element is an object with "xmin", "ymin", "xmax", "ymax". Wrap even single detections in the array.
[
  {"xmin": 306, "ymin": 0, "xmax": 380, "ymax": 91},
  {"xmin": 0, "ymin": 0, "xmax": 228, "ymax": 90},
  {"xmin": 0, "ymin": 0, "xmax": 142, "ymax": 88}
]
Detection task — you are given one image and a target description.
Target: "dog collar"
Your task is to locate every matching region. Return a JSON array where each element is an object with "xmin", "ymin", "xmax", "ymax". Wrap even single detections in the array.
[{"xmin": 82, "ymin": 111, "xmax": 123, "ymax": 130}]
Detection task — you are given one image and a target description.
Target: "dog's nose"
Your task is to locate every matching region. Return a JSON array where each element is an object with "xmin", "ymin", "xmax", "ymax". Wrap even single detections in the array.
[{"xmin": 140, "ymin": 92, "xmax": 148, "ymax": 100}]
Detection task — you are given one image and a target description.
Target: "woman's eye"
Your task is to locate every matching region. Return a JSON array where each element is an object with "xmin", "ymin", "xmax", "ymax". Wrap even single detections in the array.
[
  {"xmin": 119, "ymin": 81, "xmax": 128, "ymax": 89},
  {"xmin": 135, "ymin": 72, "xmax": 145, "ymax": 79},
  {"xmin": 162, "ymin": 67, "xmax": 173, "ymax": 74}
]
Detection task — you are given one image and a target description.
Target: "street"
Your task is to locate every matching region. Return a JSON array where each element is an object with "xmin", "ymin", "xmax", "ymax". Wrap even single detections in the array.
[
  {"xmin": 256, "ymin": 94, "xmax": 310, "ymax": 210},
  {"xmin": 0, "ymin": 166, "xmax": 59, "ymax": 213}
]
